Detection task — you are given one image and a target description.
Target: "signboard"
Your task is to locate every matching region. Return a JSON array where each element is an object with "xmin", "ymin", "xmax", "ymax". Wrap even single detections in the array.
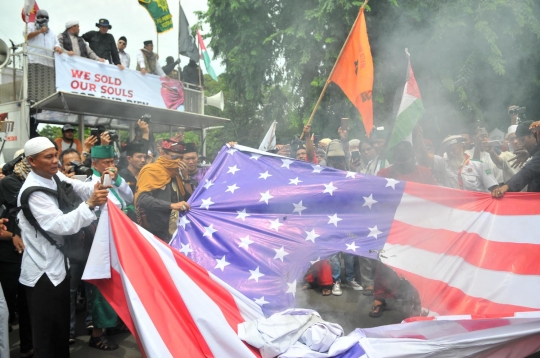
[{"xmin": 54, "ymin": 53, "xmax": 184, "ymax": 111}]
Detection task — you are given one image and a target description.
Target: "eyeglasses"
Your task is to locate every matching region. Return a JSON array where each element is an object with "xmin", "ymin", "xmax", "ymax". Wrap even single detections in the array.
[{"xmin": 37, "ymin": 16, "xmax": 49, "ymax": 20}]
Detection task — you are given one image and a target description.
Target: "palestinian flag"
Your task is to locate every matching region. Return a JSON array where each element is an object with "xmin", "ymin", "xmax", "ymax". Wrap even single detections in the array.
[
  {"xmin": 387, "ymin": 54, "xmax": 424, "ymax": 150},
  {"xmin": 197, "ymin": 30, "xmax": 218, "ymax": 82}
]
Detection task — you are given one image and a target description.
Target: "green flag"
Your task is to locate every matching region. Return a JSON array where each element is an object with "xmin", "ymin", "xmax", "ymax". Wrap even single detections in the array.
[{"xmin": 139, "ymin": 0, "xmax": 173, "ymax": 33}]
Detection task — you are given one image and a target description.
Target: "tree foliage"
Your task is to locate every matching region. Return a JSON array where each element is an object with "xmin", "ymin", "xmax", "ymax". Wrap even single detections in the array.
[{"xmin": 202, "ymin": 0, "xmax": 540, "ymax": 145}]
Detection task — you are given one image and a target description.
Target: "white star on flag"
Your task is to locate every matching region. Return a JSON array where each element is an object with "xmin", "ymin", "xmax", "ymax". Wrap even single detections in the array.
[
  {"xmin": 226, "ymin": 184, "xmax": 240, "ymax": 194},
  {"xmin": 248, "ymin": 266, "xmax": 265, "ymax": 282},
  {"xmin": 286, "ymin": 279, "xmax": 297, "ymax": 297},
  {"xmin": 250, "ymin": 153, "xmax": 261, "ymax": 160},
  {"xmin": 236, "ymin": 209, "xmax": 250, "ymax": 221},
  {"xmin": 259, "ymin": 190, "xmax": 274, "ymax": 204},
  {"xmin": 362, "ymin": 194, "xmax": 377, "ymax": 209},
  {"xmin": 273, "ymin": 246, "xmax": 289, "ymax": 262},
  {"xmin": 214, "ymin": 256, "xmax": 230, "ymax": 271},
  {"xmin": 310, "ymin": 257, "xmax": 321, "ymax": 265},
  {"xmin": 327, "ymin": 213, "xmax": 343, "ymax": 227},
  {"xmin": 238, "ymin": 235, "xmax": 254, "ymax": 250},
  {"xmin": 346, "ymin": 171, "xmax": 357, "ymax": 178},
  {"xmin": 311, "ymin": 165, "xmax": 323, "ymax": 173},
  {"xmin": 289, "ymin": 177, "xmax": 302, "ymax": 185},
  {"xmin": 346, "ymin": 242, "xmax": 359, "ymax": 252},
  {"xmin": 227, "ymin": 165, "xmax": 240, "ymax": 174},
  {"xmin": 269, "ymin": 218, "xmax": 284, "ymax": 231},
  {"xmin": 200, "ymin": 197, "xmax": 215, "ymax": 210},
  {"xmin": 292, "ymin": 200, "xmax": 307, "ymax": 215},
  {"xmin": 259, "ymin": 171, "xmax": 272, "ymax": 180},
  {"xmin": 281, "ymin": 159, "xmax": 294, "ymax": 169},
  {"xmin": 226, "ymin": 148, "xmax": 237, "ymax": 155},
  {"xmin": 203, "ymin": 180, "xmax": 214, "ymax": 189},
  {"xmin": 179, "ymin": 216, "xmax": 190, "ymax": 229},
  {"xmin": 386, "ymin": 178, "xmax": 399, "ymax": 189},
  {"xmin": 179, "ymin": 243, "xmax": 194, "ymax": 256},
  {"xmin": 368, "ymin": 225, "xmax": 382, "ymax": 239},
  {"xmin": 254, "ymin": 296, "xmax": 269, "ymax": 306},
  {"xmin": 323, "ymin": 182, "xmax": 338, "ymax": 196},
  {"xmin": 305, "ymin": 229, "xmax": 320, "ymax": 243},
  {"xmin": 203, "ymin": 224, "xmax": 217, "ymax": 239}
]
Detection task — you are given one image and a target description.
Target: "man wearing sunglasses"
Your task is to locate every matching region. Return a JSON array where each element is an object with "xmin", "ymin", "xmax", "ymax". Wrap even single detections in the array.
[
  {"xmin": 26, "ymin": 9, "xmax": 63, "ymax": 66},
  {"xmin": 117, "ymin": 36, "xmax": 130, "ymax": 68}
]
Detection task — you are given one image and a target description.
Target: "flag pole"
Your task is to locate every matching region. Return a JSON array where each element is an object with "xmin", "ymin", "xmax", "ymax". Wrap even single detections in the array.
[
  {"xmin": 300, "ymin": 0, "xmax": 369, "ymax": 140},
  {"xmin": 178, "ymin": 0, "xmax": 182, "ymax": 81}
]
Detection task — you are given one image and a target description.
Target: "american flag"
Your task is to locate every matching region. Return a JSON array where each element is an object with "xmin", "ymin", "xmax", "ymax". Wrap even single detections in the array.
[
  {"xmin": 170, "ymin": 144, "xmax": 401, "ymax": 313},
  {"xmin": 171, "ymin": 144, "xmax": 540, "ymax": 316},
  {"xmin": 83, "ymin": 144, "xmax": 540, "ymax": 357}
]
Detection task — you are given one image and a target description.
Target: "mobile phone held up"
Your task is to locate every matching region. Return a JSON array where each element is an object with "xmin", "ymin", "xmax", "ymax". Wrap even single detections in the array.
[
  {"xmin": 101, "ymin": 173, "xmax": 112, "ymax": 187},
  {"xmin": 341, "ymin": 118, "xmax": 349, "ymax": 132}
]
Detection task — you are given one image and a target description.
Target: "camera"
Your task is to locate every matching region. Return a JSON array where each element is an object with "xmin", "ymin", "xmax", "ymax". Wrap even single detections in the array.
[
  {"xmin": 509, "ymin": 106, "xmax": 526, "ymax": 124},
  {"xmin": 140, "ymin": 114, "xmax": 151, "ymax": 123},
  {"xmin": 90, "ymin": 126, "xmax": 119, "ymax": 144},
  {"xmin": 69, "ymin": 160, "xmax": 93, "ymax": 177},
  {"xmin": 509, "ymin": 106, "xmax": 526, "ymax": 115}
]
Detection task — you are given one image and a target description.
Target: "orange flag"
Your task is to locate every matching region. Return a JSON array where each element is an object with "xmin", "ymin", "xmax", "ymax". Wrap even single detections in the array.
[{"xmin": 329, "ymin": 8, "xmax": 373, "ymax": 136}]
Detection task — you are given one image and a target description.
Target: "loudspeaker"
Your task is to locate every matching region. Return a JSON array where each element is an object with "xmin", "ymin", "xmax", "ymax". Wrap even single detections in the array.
[
  {"xmin": 205, "ymin": 91, "xmax": 224, "ymax": 111},
  {"xmin": 0, "ymin": 39, "xmax": 10, "ymax": 69}
]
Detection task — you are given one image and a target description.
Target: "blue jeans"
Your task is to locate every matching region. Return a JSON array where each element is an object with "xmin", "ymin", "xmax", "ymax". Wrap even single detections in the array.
[{"xmin": 330, "ymin": 253, "xmax": 355, "ymax": 283}]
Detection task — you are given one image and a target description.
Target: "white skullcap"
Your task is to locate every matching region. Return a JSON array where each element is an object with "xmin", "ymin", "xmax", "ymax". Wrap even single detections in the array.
[
  {"xmin": 508, "ymin": 125, "xmax": 518, "ymax": 135},
  {"xmin": 349, "ymin": 139, "xmax": 360, "ymax": 147},
  {"xmin": 13, "ymin": 149, "xmax": 24, "ymax": 159},
  {"xmin": 65, "ymin": 20, "xmax": 79, "ymax": 29},
  {"xmin": 441, "ymin": 135, "xmax": 465, "ymax": 150},
  {"xmin": 24, "ymin": 137, "xmax": 54, "ymax": 157}
]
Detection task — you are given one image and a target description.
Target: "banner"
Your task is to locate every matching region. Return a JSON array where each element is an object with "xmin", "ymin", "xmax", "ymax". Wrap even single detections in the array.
[
  {"xmin": 138, "ymin": 0, "xmax": 173, "ymax": 33},
  {"xmin": 54, "ymin": 53, "xmax": 184, "ymax": 110}
]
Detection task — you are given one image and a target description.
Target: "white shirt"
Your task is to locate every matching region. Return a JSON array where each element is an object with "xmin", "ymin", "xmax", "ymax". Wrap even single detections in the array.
[
  {"xmin": 88, "ymin": 172, "xmax": 133, "ymax": 211},
  {"xmin": 433, "ymin": 154, "xmax": 498, "ymax": 192},
  {"xmin": 136, "ymin": 49, "xmax": 165, "ymax": 76},
  {"xmin": 17, "ymin": 171, "xmax": 96, "ymax": 287},
  {"xmin": 26, "ymin": 22, "xmax": 60, "ymax": 66},
  {"xmin": 119, "ymin": 50, "xmax": 130, "ymax": 68},
  {"xmin": 465, "ymin": 149, "xmax": 503, "ymax": 183}
]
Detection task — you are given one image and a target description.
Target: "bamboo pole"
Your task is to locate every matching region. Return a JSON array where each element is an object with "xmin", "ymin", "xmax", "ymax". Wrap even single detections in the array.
[{"xmin": 300, "ymin": 0, "xmax": 369, "ymax": 140}]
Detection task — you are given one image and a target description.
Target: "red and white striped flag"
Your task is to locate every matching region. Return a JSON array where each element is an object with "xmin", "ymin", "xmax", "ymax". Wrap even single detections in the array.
[
  {"xmin": 382, "ymin": 181, "xmax": 540, "ymax": 316},
  {"xmin": 82, "ymin": 202, "xmax": 263, "ymax": 357}
]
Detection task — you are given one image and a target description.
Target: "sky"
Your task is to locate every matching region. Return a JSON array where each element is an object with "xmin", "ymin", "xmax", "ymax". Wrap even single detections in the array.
[{"xmin": 0, "ymin": 0, "xmax": 224, "ymax": 75}]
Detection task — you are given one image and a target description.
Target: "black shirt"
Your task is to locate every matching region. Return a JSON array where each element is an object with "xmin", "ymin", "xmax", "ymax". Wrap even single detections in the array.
[
  {"xmin": 82, "ymin": 31, "xmax": 121, "ymax": 65},
  {"xmin": 0, "ymin": 174, "xmax": 24, "ymax": 264},
  {"xmin": 118, "ymin": 167, "xmax": 137, "ymax": 195},
  {"xmin": 138, "ymin": 180, "xmax": 190, "ymax": 243},
  {"xmin": 506, "ymin": 148, "xmax": 540, "ymax": 192}
]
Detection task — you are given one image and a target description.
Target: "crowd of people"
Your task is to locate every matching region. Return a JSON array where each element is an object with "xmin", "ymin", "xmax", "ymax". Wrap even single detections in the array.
[
  {"xmin": 26, "ymin": 10, "xmax": 204, "ymax": 83},
  {"xmin": 0, "ymin": 116, "xmax": 211, "ymax": 357},
  {"xmin": 0, "ymin": 104, "xmax": 539, "ymax": 356},
  {"xmin": 277, "ymin": 107, "xmax": 539, "ymax": 320}
]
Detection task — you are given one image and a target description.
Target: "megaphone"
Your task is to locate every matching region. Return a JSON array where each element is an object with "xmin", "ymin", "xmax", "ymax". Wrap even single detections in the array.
[
  {"xmin": 205, "ymin": 91, "xmax": 224, "ymax": 111},
  {"xmin": 0, "ymin": 39, "xmax": 10, "ymax": 69}
]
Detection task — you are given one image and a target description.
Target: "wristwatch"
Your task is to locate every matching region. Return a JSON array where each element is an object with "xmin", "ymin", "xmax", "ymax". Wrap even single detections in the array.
[{"xmin": 82, "ymin": 151, "xmax": 90, "ymax": 157}]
